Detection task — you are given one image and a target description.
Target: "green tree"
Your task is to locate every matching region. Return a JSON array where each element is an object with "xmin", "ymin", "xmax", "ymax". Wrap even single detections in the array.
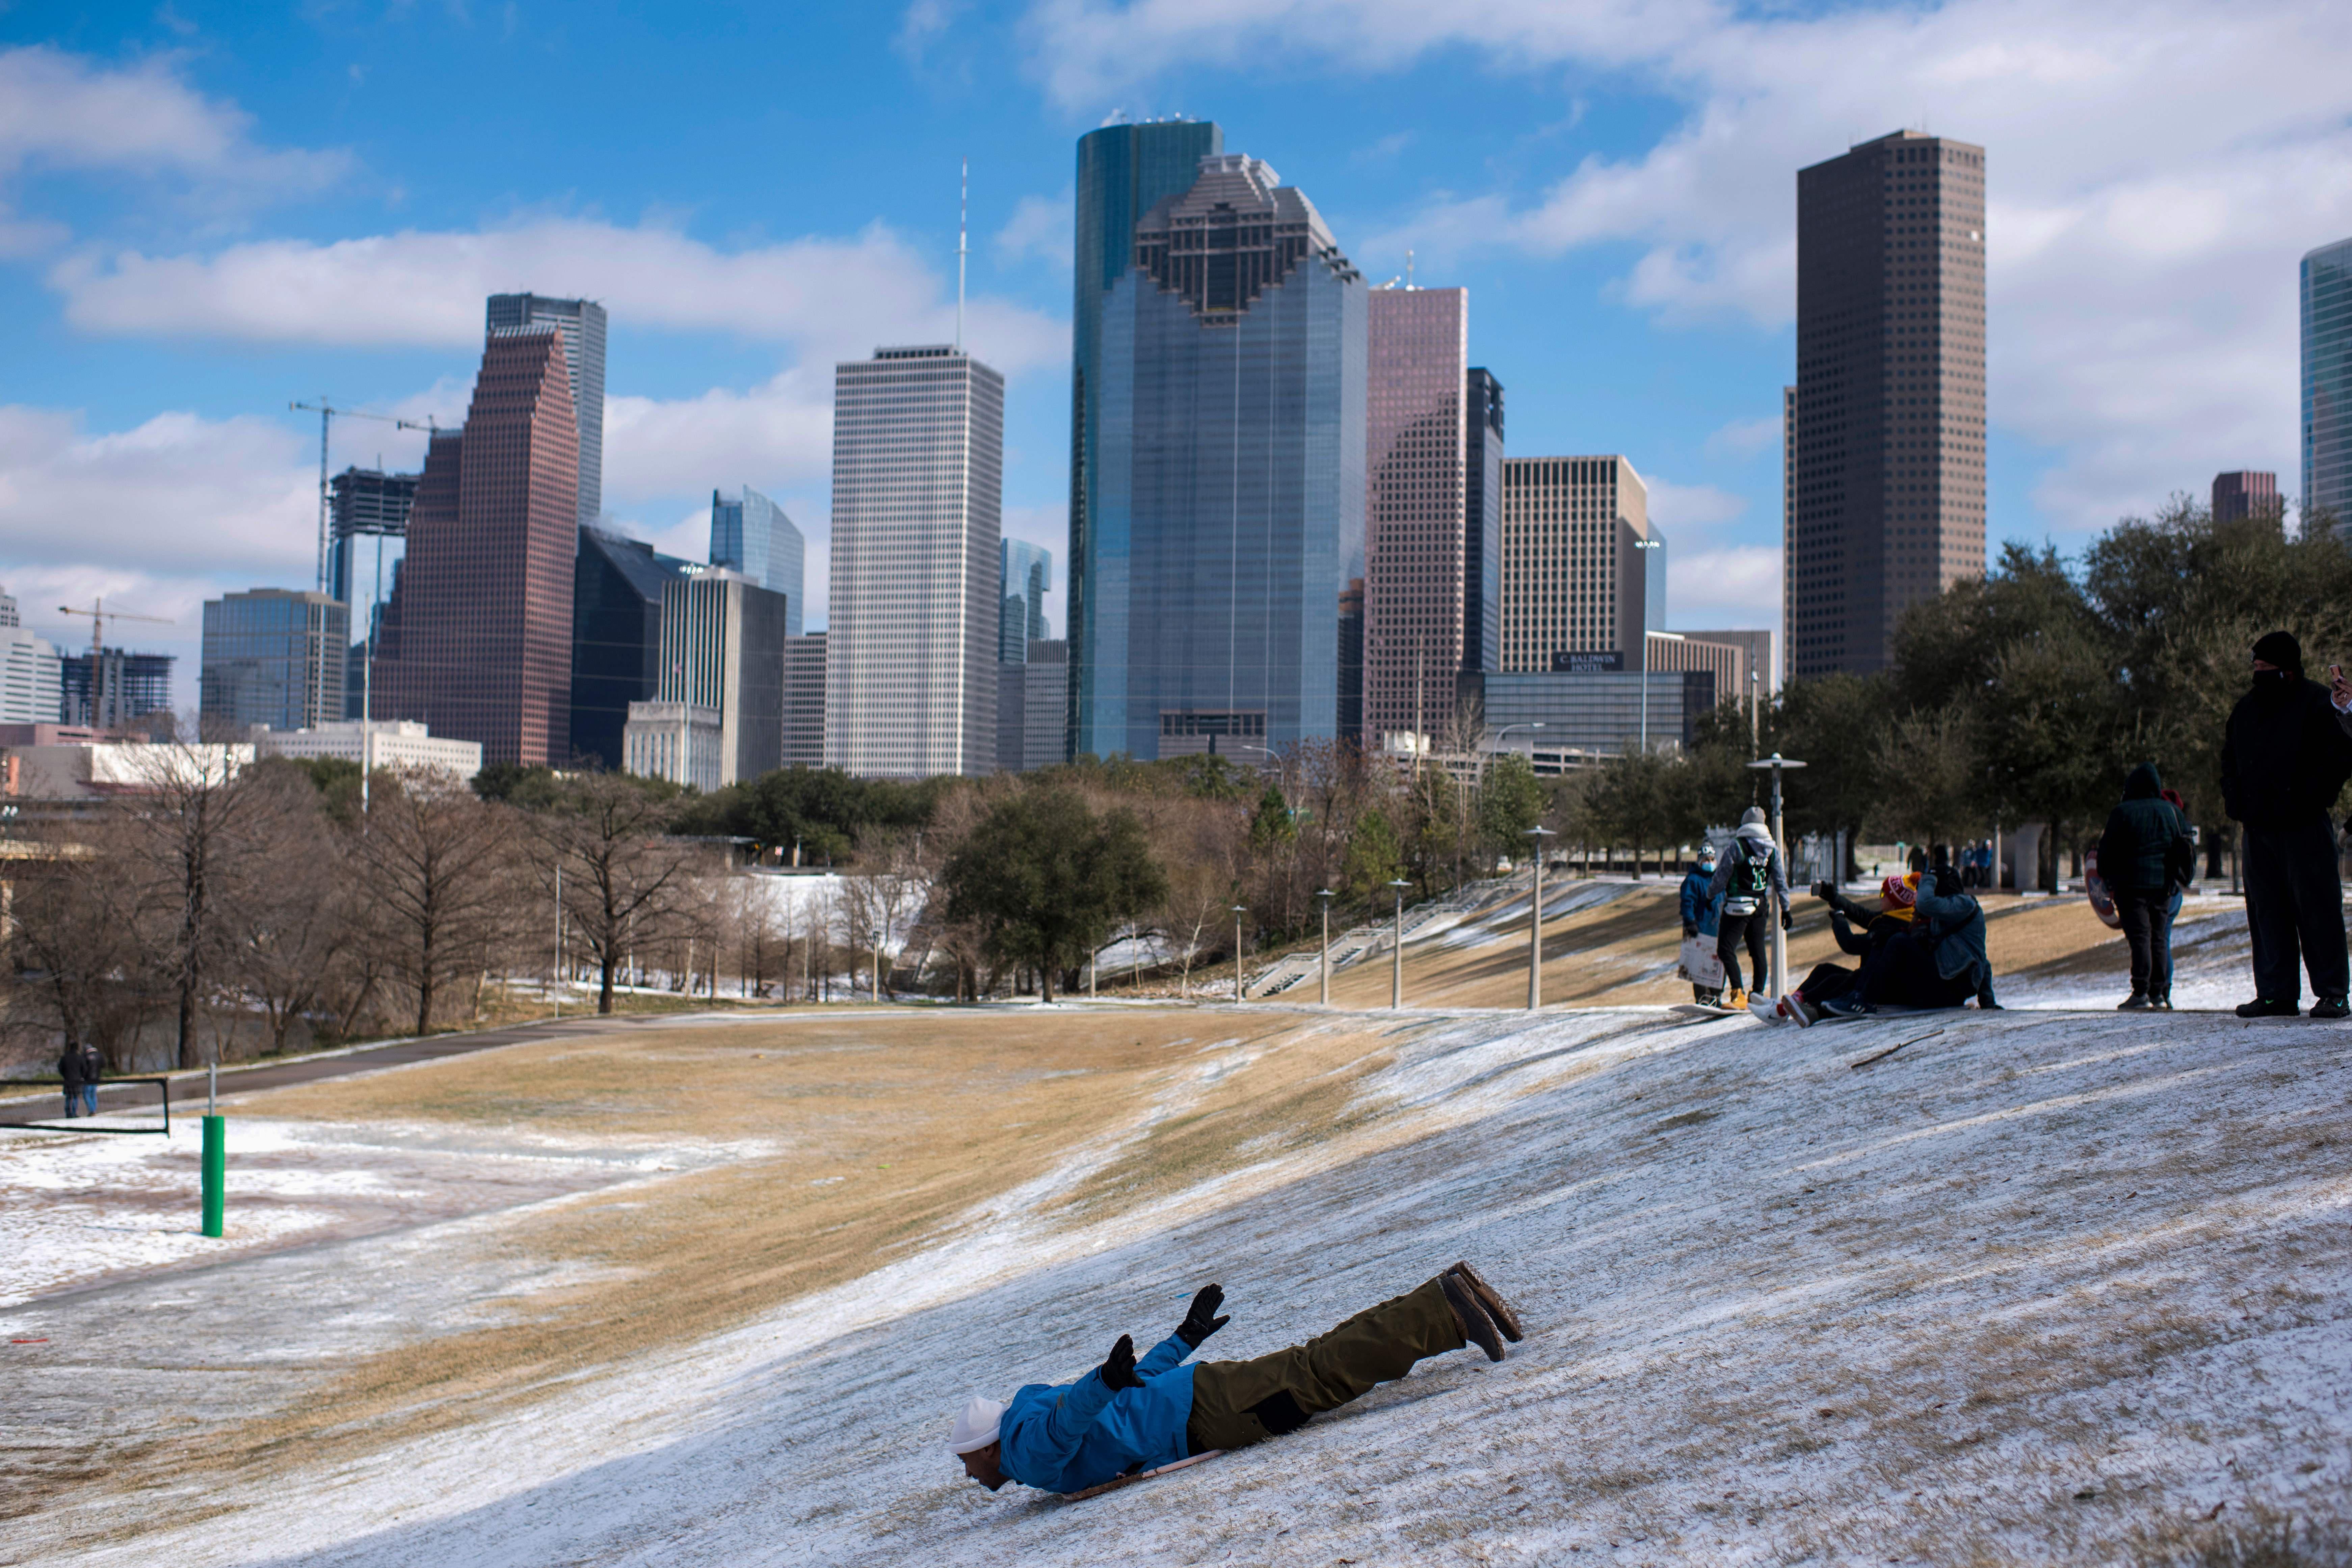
[
  {"xmin": 939, "ymin": 788, "xmax": 1167, "ymax": 1002},
  {"xmin": 1775, "ymin": 673, "xmax": 1893, "ymax": 878},
  {"xmin": 1477, "ymin": 753, "xmax": 1546, "ymax": 858},
  {"xmin": 1340, "ymin": 807, "xmax": 1406, "ymax": 913},
  {"xmin": 1872, "ymin": 704, "xmax": 1983, "ymax": 850}
]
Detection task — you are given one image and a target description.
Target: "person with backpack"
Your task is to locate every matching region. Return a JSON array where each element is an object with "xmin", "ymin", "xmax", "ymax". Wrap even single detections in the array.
[
  {"xmin": 2097, "ymin": 762, "xmax": 2197, "ymax": 1010},
  {"xmin": 1707, "ymin": 807, "xmax": 1790, "ymax": 1009},
  {"xmin": 1679, "ymin": 845, "xmax": 1725, "ymax": 1004}
]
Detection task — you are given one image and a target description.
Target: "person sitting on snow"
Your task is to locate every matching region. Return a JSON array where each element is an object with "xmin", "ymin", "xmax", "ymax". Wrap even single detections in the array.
[
  {"xmin": 948, "ymin": 1264, "xmax": 1524, "ymax": 1496},
  {"xmin": 1768, "ymin": 873, "xmax": 1917, "ymax": 1026},
  {"xmin": 1822, "ymin": 866, "xmax": 1999, "ymax": 1017},
  {"xmin": 1679, "ymin": 845, "xmax": 1725, "ymax": 1004}
]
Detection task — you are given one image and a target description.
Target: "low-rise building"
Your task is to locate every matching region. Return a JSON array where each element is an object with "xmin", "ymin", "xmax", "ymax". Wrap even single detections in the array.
[
  {"xmin": 1, "ymin": 742, "xmax": 254, "ymax": 801},
  {"xmin": 253, "ymin": 719, "xmax": 483, "ymax": 779},
  {"xmin": 624, "ymin": 700, "xmax": 723, "ymax": 793}
]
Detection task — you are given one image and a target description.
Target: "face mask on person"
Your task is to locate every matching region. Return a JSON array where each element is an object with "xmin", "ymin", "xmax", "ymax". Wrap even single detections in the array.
[{"xmin": 2254, "ymin": 668, "xmax": 2294, "ymax": 689}]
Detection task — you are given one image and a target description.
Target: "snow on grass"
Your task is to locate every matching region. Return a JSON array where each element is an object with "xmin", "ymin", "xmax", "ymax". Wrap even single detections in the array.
[{"xmin": 15, "ymin": 982, "xmax": 2352, "ymax": 1567}]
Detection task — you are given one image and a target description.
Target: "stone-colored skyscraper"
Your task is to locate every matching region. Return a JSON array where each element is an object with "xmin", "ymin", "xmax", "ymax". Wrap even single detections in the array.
[
  {"xmin": 825, "ymin": 345, "xmax": 1003, "ymax": 778},
  {"xmin": 1071, "ymin": 119, "xmax": 1225, "ymax": 763},
  {"xmin": 1364, "ymin": 286, "xmax": 1468, "ymax": 745},
  {"xmin": 709, "ymin": 485, "xmax": 806, "ymax": 637},
  {"xmin": 645, "ymin": 570, "xmax": 788, "ymax": 786},
  {"xmin": 1499, "ymin": 457, "xmax": 1656, "ymax": 675},
  {"xmin": 2303, "ymin": 238, "xmax": 2352, "ymax": 534},
  {"xmin": 375, "ymin": 329, "xmax": 579, "ymax": 766},
  {"xmin": 1789, "ymin": 131, "xmax": 1987, "ymax": 677},
  {"xmin": 487, "ymin": 293, "xmax": 606, "ymax": 528},
  {"xmin": 1073, "ymin": 151, "xmax": 1366, "ymax": 761}
]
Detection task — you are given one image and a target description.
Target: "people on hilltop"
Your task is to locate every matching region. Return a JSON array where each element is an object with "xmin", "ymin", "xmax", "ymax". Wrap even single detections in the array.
[
  {"xmin": 1807, "ymin": 866, "xmax": 1998, "ymax": 1019},
  {"xmin": 948, "ymin": 1265, "xmax": 1524, "ymax": 1497},
  {"xmin": 1679, "ymin": 845, "xmax": 1725, "ymax": 1005},
  {"xmin": 1707, "ymin": 807, "xmax": 1790, "ymax": 1010},
  {"xmin": 1765, "ymin": 874, "xmax": 1917, "ymax": 1026},
  {"xmin": 2222, "ymin": 631, "xmax": 2352, "ymax": 1019},
  {"xmin": 2097, "ymin": 762, "xmax": 2197, "ymax": 1011}
]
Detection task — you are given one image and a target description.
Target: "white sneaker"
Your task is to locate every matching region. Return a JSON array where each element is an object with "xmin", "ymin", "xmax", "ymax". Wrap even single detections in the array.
[{"xmin": 1746, "ymin": 994, "xmax": 1782, "ymax": 1023}]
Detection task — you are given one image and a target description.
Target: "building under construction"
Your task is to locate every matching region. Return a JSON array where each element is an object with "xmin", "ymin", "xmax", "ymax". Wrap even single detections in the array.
[{"xmin": 60, "ymin": 649, "xmax": 175, "ymax": 731}]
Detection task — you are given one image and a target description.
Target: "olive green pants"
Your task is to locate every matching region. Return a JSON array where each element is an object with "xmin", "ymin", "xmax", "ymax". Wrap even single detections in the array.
[{"xmin": 1185, "ymin": 1278, "xmax": 1465, "ymax": 1454}]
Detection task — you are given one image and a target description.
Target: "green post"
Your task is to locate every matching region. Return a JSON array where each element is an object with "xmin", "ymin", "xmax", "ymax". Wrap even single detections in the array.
[{"xmin": 201, "ymin": 1115, "xmax": 225, "ymax": 1238}]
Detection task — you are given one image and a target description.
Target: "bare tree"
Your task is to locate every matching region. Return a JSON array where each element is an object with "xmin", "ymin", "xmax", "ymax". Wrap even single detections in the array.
[
  {"xmin": 345, "ymin": 767, "xmax": 514, "ymax": 1035},
  {"xmin": 5, "ymin": 823, "xmax": 153, "ymax": 1072},
  {"xmin": 526, "ymin": 773, "xmax": 696, "ymax": 1014},
  {"xmin": 840, "ymin": 831, "xmax": 927, "ymax": 1000},
  {"xmin": 218, "ymin": 762, "xmax": 356, "ymax": 1054}
]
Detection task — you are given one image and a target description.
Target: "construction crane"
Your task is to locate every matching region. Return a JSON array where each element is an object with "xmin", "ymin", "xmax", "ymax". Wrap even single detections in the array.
[
  {"xmin": 289, "ymin": 399, "xmax": 438, "ymax": 598},
  {"xmin": 56, "ymin": 600, "xmax": 174, "ymax": 731}
]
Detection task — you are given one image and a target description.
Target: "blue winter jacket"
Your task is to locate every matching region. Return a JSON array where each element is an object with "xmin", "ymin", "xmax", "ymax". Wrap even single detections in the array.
[
  {"xmin": 998, "ymin": 1332, "xmax": 1198, "ymax": 1493},
  {"xmin": 1678, "ymin": 864, "xmax": 1722, "ymax": 937}
]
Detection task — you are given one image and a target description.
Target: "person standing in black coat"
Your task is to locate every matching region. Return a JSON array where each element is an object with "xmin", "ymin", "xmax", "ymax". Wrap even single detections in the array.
[
  {"xmin": 2097, "ymin": 762, "xmax": 2195, "ymax": 1011},
  {"xmin": 2222, "ymin": 631, "xmax": 2352, "ymax": 1018}
]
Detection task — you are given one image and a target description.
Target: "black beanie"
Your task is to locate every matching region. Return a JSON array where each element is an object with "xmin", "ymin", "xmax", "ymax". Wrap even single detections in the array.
[{"xmin": 2253, "ymin": 630, "xmax": 2303, "ymax": 672}]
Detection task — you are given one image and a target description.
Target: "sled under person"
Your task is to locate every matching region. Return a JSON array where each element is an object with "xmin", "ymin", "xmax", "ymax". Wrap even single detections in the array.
[
  {"xmin": 947, "ymin": 1264, "xmax": 1524, "ymax": 1497},
  {"xmin": 1756, "ymin": 874, "xmax": 1918, "ymax": 1026}
]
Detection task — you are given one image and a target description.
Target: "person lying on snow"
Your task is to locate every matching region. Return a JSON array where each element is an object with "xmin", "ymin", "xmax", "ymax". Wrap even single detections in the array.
[
  {"xmin": 1812, "ymin": 865, "xmax": 1999, "ymax": 1019},
  {"xmin": 1762, "ymin": 873, "xmax": 1918, "ymax": 1025},
  {"xmin": 948, "ymin": 1263, "xmax": 1523, "ymax": 1496}
]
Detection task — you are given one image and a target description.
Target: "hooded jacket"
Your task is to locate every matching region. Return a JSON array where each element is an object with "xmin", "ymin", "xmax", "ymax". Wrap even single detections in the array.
[
  {"xmin": 998, "ymin": 1332, "xmax": 1198, "ymax": 1494},
  {"xmin": 2222, "ymin": 673, "xmax": 2352, "ymax": 830},
  {"xmin": 1911, "ymin": 874, "xmax": 1991, "ymax": 990},
  {"xmin": 1707, "ymin": 823, "xmax": 1790, "ymax": 916},
  {"xmin": 1679, "ymin": 859, "xmax": 1722, "ymax": 938},
  {"xmin": 2097, "ymin": 763, "xmax": 2192, "ymax": 895}
]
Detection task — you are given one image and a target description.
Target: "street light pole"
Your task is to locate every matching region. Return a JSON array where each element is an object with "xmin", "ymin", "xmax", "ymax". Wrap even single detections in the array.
[
  {"xmin": 1387, "ymin": 878, "xmax": 1412, "ymax": 1009},
  {"xmin": 1232, "ymin": 905, "xmax": 1249, "ymax": 1003},
  {"xmin": 1524, "ymin": 825, "xmax": 1556, "ymax": 1009},
  {"xmin": 1315, "ymin": 888, "xmax": 1334, "ymax": 1005},
  {"xmin": 1745, "ymin": 752, "xmax": 1808, "ymax": 1001}
]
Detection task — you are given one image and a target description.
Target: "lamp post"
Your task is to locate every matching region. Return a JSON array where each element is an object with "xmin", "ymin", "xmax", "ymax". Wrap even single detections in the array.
[
  {"xmin": 1524, "ymin": 825, "xmax": 1556, "ymax": 1009},
  {"xmin": 1315, "ymin": 888, "xmax": 1334, "ymax": 1005},
  {"xmin": 1387, "ymin": 878, "xmax": 1413, "ymax": 1009},
  {"xmin": 1745, "ymin": 752, "xmax": 1808, "ymax": 1000},
  {"xmin": 1232, "ymin": 905, "xmax": 1250, "ymax": 1004},
  {"xmin": 1490, "ymin": 722, "xmax": 1545, "ymax": 778}
]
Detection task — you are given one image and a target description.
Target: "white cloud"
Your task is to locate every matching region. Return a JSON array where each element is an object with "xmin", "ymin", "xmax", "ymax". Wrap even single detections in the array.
[
  {"xmin": 1026, "ymin": 0, "xmax": 2352, "ymax": 535},
  {"xmin": 50, "ymin": 217, "xmax": 1067, "ymax": 372},
  {"xmin": 1664, "ymin": 544, "xmax": 1778, "ymax": 631},
  {"xmin": 1644, "ymin": 475, "xmax": 1746, "ymax": 534},
  {"xmin": 604, "ymin": 368, "xmax": 835, "ymax": 502},
  {"xmin": 895, "ymin": 0, "xmax": 970, "ymax": 67},
  {"xmin": 1703, "ymin": 414, "xmax": 1780, "ymax": 462},
  {"xmin": 0, "ymin": 46, "xmax": 347, "ymax": 191},
  {"xmin": 995, "ymin": 188, "xmax": 1074, "ymax": 267}
]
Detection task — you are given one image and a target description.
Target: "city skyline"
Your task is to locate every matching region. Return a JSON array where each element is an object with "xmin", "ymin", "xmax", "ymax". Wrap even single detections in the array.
[{"xmin": 4, "ymin": 8, "xmax": 2348, "ymax": 713}]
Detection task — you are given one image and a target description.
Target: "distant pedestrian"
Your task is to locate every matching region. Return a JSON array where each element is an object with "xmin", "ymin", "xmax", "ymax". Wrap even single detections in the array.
[
  {"xmin": 2097, "ymin": 763, "xmax": 2195, "ymax": 1011},
  {"xmin": 1679, "ymin": 847, "xmax": 1724, "ymax": 1004},
  {"xmin": 1708, "ymin": 808, "xmax": 1790, "ymax": 1008},
  {"xmin": 2222, "ymin": 631, "xmax": 2352, "ymax": 1019},
  {"xmin": 57, "ymin": 1040, "xmax": 98, "ymax": 1119}
]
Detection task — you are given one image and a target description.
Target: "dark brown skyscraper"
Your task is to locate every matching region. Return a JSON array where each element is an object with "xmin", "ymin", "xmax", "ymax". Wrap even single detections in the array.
[
  {"xmin": 2212, "ymin": 470, "xmax": 2281, "ymax": 524},
  {"xmin": 1789, "ymin": 130, "xmax": 1986, "ymax": 677},
  {"xmin": 376, "ymin": 328, "xmax": 579, "ymax": 765}
]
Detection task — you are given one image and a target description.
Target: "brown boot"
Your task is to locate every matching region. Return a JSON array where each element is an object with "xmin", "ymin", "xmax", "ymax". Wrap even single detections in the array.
[
  {"xmin": 1447, "ymin": 1261, "xmax": 1523, "ymax": 1341},
  {"xmin": 1441, "ymin": 1273, "xmax": 1505, "ymax": 1362}
]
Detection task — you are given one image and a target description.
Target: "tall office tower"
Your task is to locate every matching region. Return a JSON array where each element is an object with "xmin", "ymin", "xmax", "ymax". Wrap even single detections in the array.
[
  {"xmin": 373, "ymin": 330, "xmax": 580, "ymax": 767},
  {"xmin": 1001, "ymin": 540, "xmax": 1051, "ymax": 663},
  {"xmin": 782, "ymin": 632, "xmax": 826, "ymax": 769},
  {"xmin": 2303, "ymin": 238, "xmax": 2352, "ymax": 533},
  {"xmin": 1337, "ymin": 578, "xmax": 1365, "ymax": 744},
  {"xmin": 1074, "ymin": 151, "xmax": 1368, "ymax": 761},
  {"xmin": 1463, "ymin": 369, "xmax": 1505, "ymax": 675},
  {"xmin": 1781, "ymin": 385, "xmax": 1796, "ymax": 679},
  {"xmin": 570, "ymin": 526, "xmax": 693, "ymax": 770},
  {"xmin": 709, "ymin": 485, "xmax": 806, "ymax": 636},
  {"xmin": 327, "ymin": 467, "xmax": 418, "ymax": 609},
  {"xmin": 1071, "ymin": 118, "xmax": 1226, "ymax": 763},
  {"xmin": 199, "ymin": 588, "xmax": 349, "ymax": 733},
  {"xmin": 1499, "ymin": 457, "xmax": 1656, "ymax": 673},
  {"xmin": 2212, "ymin": 471, "xmax": 2282, "ymax": 525},
  {"xmin": 826, "ymin": 345, "xmax": 1003, "ymax": 778},
  {"xmin": 486, "ymin": 293, "xmax": 606, "ymax": 527},
  {"xmin": 0, "ymin": 588, "xmax": 62, "ymax": 726},
  {"xmin": 1363, "ymin": 286, "xmax": 1468, "ymax": 746},
  {"xmin": 1679, "ymin": 628, "xmax": 1781, "ymax": 696},
  {"xmin": 1789, "ymin": 130, "xmax": 1987, "ymax": 677},
  {"xmin": 643, "ymin": 570, "xmax": 788, "ymax": 786},
  {"xmin": 60, "ymin": 650, "xmax": 174, "ymax": 729}
]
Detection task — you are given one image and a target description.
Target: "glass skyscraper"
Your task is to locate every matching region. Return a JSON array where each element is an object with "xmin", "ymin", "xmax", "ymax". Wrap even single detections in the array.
[
  {"xmin": 200, "ymin": 588, "xmax": 349, "ymax": 733},
  {"xmin": 1001, "ymin": 539, "xmax": 1050, "ymax": 663},
  {"xmin": 1075, "ymin": 150, "xmax": 1367, "ymax": 761},
  {"xmin": 709, "ymin": 484, "xmax": 806, "ymax": 636},
  {"xmin": 2304, "ymin": 238, "xmax": 2352, "ymax": 533},
  {"xmin": 1069, "ymin": 118, "xmax": 1225, "ymax": 760}
]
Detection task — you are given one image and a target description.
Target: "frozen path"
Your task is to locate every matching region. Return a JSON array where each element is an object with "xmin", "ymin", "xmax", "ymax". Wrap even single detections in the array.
[{"xmin": 14, "ymin": 1004, "xmax": 2352, "ymax": 1566}]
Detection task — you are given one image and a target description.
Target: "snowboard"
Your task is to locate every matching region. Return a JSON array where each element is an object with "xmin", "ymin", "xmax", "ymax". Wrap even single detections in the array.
[
  {"xmin": 1671, "ymin": 1001, "xmax": 1747, "ymax": 1020},
  {"xmin": 1062, "ymin": 1450, "xmax": 1224, "ymax": 1503},
  {"xmin": 1676, "ymin": 935, "xmax": 1727, "ymax": 990},
  {"xmin": 2084, "ymin": 850, "xmax": 2122, "ymax": 931}
]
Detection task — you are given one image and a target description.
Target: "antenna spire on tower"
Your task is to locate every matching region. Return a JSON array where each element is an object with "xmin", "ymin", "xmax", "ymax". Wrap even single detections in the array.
[{"xmin": 956, "ymin": 157, "xmax": 968, "ymax": 351}]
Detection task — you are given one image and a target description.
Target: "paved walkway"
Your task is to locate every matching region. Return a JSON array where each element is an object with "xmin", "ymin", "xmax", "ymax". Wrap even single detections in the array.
[{"xmin": 0, "ymin": 1014, "xmax": 659, "ymax": 1128}]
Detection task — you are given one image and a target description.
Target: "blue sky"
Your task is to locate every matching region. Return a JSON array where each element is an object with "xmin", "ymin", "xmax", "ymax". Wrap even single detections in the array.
[{"xmin": 4, "ymin": 0, "xmax": 2349, "ymax": 705}]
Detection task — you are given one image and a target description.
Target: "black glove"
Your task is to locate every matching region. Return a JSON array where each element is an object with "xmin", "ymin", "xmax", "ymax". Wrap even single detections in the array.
[
  {"xmin": 1932, "ymin": 867, "xmax": 1961, "ymax": 898},
  {"xmin": 1781, "ymin": 909, "xmax": 1793, "ymax": 931},
  {"xmin": 1681, "ymin": 923, "xmax": 1697, "ymax": 939},
  {"xmin": 1099, "ymin": 1333, "xmax": 1140, "ymax": 1390},
  {"xmin": 1811, "ymin": 881, "xmax": 1835, "ymax": 900},
  {"xmin": 1176, "ymin": 1284, "xmax": 1230, "ymax": 1348}
]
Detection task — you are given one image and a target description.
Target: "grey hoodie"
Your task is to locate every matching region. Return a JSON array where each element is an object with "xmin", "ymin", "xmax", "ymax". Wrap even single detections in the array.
[{"xmin": 1707, "ymin": 822, "xmax": 1790, "ymax": 916}]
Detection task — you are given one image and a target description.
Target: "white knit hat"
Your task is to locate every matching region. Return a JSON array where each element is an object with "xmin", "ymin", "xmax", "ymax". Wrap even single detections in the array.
[{"xmin": 949, "ymin": 1396, "xmax": 1005, "ymax": 1454}]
